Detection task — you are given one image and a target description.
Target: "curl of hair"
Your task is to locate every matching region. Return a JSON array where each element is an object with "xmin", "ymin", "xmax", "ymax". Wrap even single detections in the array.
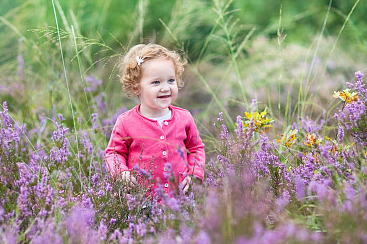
[{"xmin": 119, "ymin": 43, "xmax": 187, "ymax": 97}]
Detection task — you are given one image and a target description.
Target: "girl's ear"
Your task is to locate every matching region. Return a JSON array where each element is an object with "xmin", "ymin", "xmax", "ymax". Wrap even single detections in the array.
[
  {"xmin": 134, "ymin": 90, "xmax": 140, "ymax": 97},
  {"xmin": 134, "ymin": 85, "xmax": 141, "ymax": 97}
]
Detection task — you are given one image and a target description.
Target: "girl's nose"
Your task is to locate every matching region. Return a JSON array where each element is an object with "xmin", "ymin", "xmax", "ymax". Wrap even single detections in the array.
[{"xmin": 160, "ymin": 84, "xmax": 170, "ymax": 92}]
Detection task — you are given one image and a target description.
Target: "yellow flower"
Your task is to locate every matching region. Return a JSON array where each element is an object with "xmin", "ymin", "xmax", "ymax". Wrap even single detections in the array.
[
  {"xmin": 241, "ymin": 108, "xmax": 274, "ymax": 133},
  {"xmin": 276, "ymin": 129, "xmax": 298, "ymax": 148},
  {"xmin": 333, "ymin": 89, "xmax": 358, "ymax": 104},
  {"xmin": 303, "ymin": 133, "xmax": 322, "ymax": 147},
  {"xmin": 325, "ymin": 136, "xmax": 338, "ymax": 154}
]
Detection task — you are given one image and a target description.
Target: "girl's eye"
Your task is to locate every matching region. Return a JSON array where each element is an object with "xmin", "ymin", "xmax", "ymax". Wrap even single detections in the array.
[
  {"xmin": 168, "ymin": 79, "xmax": 176, "ymax": 83},
  {"xmin": 152, "ymin": 81, "xmax": 160, "ymax": 85}
]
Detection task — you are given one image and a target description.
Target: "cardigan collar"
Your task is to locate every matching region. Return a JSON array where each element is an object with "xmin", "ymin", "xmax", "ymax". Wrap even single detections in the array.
[{"xmin": 134, "ymin": 104, "xmax": 175, "ymax": 122}]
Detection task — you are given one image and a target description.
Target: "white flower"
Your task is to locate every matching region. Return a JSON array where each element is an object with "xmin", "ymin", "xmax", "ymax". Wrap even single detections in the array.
[{"xmin": 136, "ymin": 56, "xmax": 144, "ymax": 66}]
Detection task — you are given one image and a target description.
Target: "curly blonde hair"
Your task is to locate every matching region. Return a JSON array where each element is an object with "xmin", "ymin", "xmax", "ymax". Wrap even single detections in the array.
[{"xmin": 119, "ymin": 43, "xmax": 187, "ymax": 97}]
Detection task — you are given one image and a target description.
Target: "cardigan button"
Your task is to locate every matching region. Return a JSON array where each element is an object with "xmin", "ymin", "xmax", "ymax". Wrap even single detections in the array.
[
  {"xmin": 164, "ymin": 121, "xmax": 168, "ymax": 125},
  {"xmin": 164, "ymin": 183, "xmax": 169, "ymax": 188},
  {"xmin": 162, "ymin": 151, "xmax": 167, "ymax": 156},
  {"xmin": 160, "ymin": 135, "xmax": 164, "ymax": 140}
]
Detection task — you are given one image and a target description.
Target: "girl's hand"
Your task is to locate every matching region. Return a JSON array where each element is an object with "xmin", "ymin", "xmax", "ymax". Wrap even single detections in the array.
[
  {"xmin": 181, "ymin": 176, "xmax": 192, "ymax": 195},
  {"xmin": 120, "ymin": 171, "xmax": 137, "ymax": 185}
]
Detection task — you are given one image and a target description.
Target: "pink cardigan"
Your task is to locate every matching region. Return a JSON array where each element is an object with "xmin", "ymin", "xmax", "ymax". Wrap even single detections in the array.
[{"xmin": 105, "ymin": 105, "xmax": 205, "ymax": 191}]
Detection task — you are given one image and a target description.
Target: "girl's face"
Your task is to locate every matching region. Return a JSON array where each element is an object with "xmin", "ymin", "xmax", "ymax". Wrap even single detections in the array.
[{"xmin": 138, "ymin": 57, "xmax": 178, "ymax": 118}]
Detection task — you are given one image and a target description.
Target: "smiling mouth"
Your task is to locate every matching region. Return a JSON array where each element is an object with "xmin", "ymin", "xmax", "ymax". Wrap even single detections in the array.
[{"xmin": 157, "ymin": 95, "xmax": 171, "ymax": 99}]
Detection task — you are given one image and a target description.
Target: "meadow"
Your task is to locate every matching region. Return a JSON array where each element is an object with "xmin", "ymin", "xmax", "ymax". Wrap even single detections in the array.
[{"xmin": 1, "ymin": 0, "xmax": 367, "ymax": 243}]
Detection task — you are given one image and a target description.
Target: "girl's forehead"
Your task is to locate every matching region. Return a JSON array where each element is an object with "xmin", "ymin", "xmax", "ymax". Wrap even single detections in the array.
[
  {"xmin": 141, "ymin": 57, "xmax": 175, "ymax": 69},
  {"xmin": 140, "ymin": 58, "xmax": 176, "ymax": 78}
]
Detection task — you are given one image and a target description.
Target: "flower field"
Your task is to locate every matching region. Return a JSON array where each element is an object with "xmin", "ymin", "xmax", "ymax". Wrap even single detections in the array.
[{"xmin": 1, "ymin": 0, "xmax": 367, "ymax": 243}]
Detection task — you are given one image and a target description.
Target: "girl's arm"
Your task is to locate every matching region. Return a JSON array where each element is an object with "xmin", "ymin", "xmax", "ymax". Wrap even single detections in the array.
[
  {"xmin": 185, "ymin": 114, "xmax": 205, "ymax": 182},
  {"xmin": 105, "ymin": 116, "xmax": 130, "ymax": 178}
]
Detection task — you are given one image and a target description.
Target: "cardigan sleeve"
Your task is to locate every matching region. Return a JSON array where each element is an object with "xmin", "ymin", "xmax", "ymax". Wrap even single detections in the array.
[
  {"xmin": 105, "ymin": 116, "xmax": 130, "ymax": 178},
  {"xmin": 184, "ymin": 114, "xmax": 205, "ymax": 181}
]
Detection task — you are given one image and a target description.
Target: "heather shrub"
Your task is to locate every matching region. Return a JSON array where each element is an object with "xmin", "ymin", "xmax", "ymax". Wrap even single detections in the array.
[
  {"xmin": 2, "ymin": 69, "xmax": 367, "ymax": 243},
  {"xmin": 1, "ymin": 0, "xmax": 367, "ymax": 242}
]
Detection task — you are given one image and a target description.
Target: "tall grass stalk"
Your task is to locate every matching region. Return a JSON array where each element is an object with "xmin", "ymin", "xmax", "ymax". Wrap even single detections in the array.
[
  {"xmin": 321, "ymin": 0, "xmax": 361, "ymax": 80},
  {"xmin": 276, "ymin": 4, "xmax": 287, "ymax": 130},
  {"xmin": 71, "ymin": 25, "xmax": 89, "ymax": 183},
  {"xmin": 138, "ymin": 0, "xmax": 145, "ymax": 43},
  {"xmin": 302, "ymin": 0, "xmax": 333, "ymax": 119},
  {"xmin": 96, "ymin": 0, "xmax": 113, "ymax": 34},
  {"xmin": 51, "ymin": 0, "xmax": 84, "ymax": 191},
  {"xmin": 213, "ymin": 0, "xmax": 247, "ymax": 104},
  {"xmin": 0, "ymin": 16, "xmax": 28, "ymax": 42}
]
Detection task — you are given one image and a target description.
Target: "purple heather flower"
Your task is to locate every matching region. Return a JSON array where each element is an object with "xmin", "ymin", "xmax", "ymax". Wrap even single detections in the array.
[
  {"xmin": 16, "ymin": 162, "xmax": 34, "ymax": 186},
  {"xmin": 202, "ymin": 190, "xmax": 220, "ymax": 232},
  {"xmin": 355, "ymin": 71, "xmax": 363, "ymax": 80},
  {"xmin": 125, "ymin": 222, "xmax": 135, "ymax": 240},
  {"xmin": 345, "ymin": 183, "xmax": 356, "ymax": 201},
  {"xmin": 45, "ymin": 184, "xmax": 54, "ymax": 206},
  {"xmin": 101, "ymin": 107, "xmax": 127, "ymax": 137},
  {"xmin": 192, "ymin": 108, "xmax": 200, "ymax": 115},
  {"xmin": 195, "ymin": 230, "xmax": 211, "ymax": 244},
  {"xmin": 126, "ymin": 194, "xmax": 136, "ymax": 211},
  {"xmin": 94, "ymin": 92, "xmax": 107, "ymax": 115},
  {"xmin": 17, "ymin": 54, "xmax": 24, "ymax": 80},
  {"xmin": 337, "ymin": 125, "xmax": 344, "ymax": 143},
  {"xmin": 275, "ymin": 190, "xmax": 290, "ymax": 211},
  {"xmin": 133, "ymin": 164, "xmax": 151, "ymax": 178},
  {"xmin": 291, "ymin": 122, "xmax": 298, "ymax": 130},
  {"xmin": 164, "ymin": 163, "xmax": 172, "ymax": 172},
  {"xmin": 80, "ymin": 130, "xmax": 93, "ymax": 155},
  {"xmin": 220, "ymin": 124, "xmax": 230, "ymax": 146},
  {"xmin": 109, "ymin": 229, "xmax": 123, "ymax": 241},
  {"xmin": 106, "ymin": 183, "xmax": 112, "ymax": 192},
  {"xmin": 82, "ymin": 194, "xmax": 94, "ymax": 209},
  {"xmin": 251, "ymin": 99, "xmax": 257, "ymax": 112},
  {"xmin": 51, "ymin": 122, "xmax": 69, "ymax": 143},
  {"xmin": 98, "ymin": 220, "xmax": 108, "ymax": 241},
  {"xmin": 136, "ymin": 221, "xmax": 147, "ymax": 237},
  {"xmin": 1, "ymin": 101, "xmax": 13, "ymax": 128},
  {"xmin": 91, "ymin": 113, "xmax": 98, "ymax": 130},
  {"xmin": 1, "ymin": 227, "xmax": 18, "ymax": 244},
  {"xmin": 260, "ymin": 135, "xmax": 268, "ymax": 151},
  {"xmin": 235, "ymin": 115, "xmax": 243, "ymax": 136},
  {"xmin": 109, "ymin": 218, "xmax": 117, "ymax": 225},
  {"xmin": 0, "ymin": 207, "xmax": 4, "ymax": 222},
  {"xmin": 177, "ymin": 147, "xmax": 185, "ymax": 159},
  {"xmin": 96, "ymin": 189, "xmax": 105, "ymax": 197},
  {"xmin": 294, "ymin": 176, "xmax": 305, "ymax": 201},
  {"xmin": 17, "ymin": 185, "xmax": 31, "ymax": 216},
  {"xmin": 31, "ymin": 222, "xmax": 62, "ymax": 244},
  {"xmin": 91, "ymin": 174, "xmax": 99, "ymax": 186},
  {"xmin": 166, "ymin": 197, "xmax": 180, "ymax": 212},
  {"xmin": 84, "ymin": 75, "xmax": 103, "ymax": 93},
  {"xmin": 308, "ymin": 180, "xmax": 334, "ymax": 202},
  {"xmin": 65, "ymin": 204, "xmax": 96, "ymax": 241},
  {"xmin": 58, "ymin": 114, "xmax": 64, "ymax": 122},
  {"xmin": 217, "ymin": 112, "xmax": 223, "ymax": 121},
  {"xmin": 300, "ymin": 117, "xmax": 322, "ymax": 133}
]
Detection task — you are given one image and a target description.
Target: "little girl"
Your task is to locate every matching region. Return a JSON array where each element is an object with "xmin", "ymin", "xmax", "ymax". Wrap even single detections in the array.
[{"xmin": 105, "ymin": 43, "xmax": 205, "ymax": 195}]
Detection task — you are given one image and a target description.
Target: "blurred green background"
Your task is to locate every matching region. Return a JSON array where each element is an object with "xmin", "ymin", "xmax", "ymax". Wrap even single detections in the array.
[{"xmin": 0, "ymin": 0, "xmax": 366, "ymax": 137}]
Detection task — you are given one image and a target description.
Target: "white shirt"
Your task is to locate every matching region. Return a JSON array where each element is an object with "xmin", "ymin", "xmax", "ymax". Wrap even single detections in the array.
[{"xmin": 149, "ymin": 110, "xmax": 172, "ymax": 127}]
